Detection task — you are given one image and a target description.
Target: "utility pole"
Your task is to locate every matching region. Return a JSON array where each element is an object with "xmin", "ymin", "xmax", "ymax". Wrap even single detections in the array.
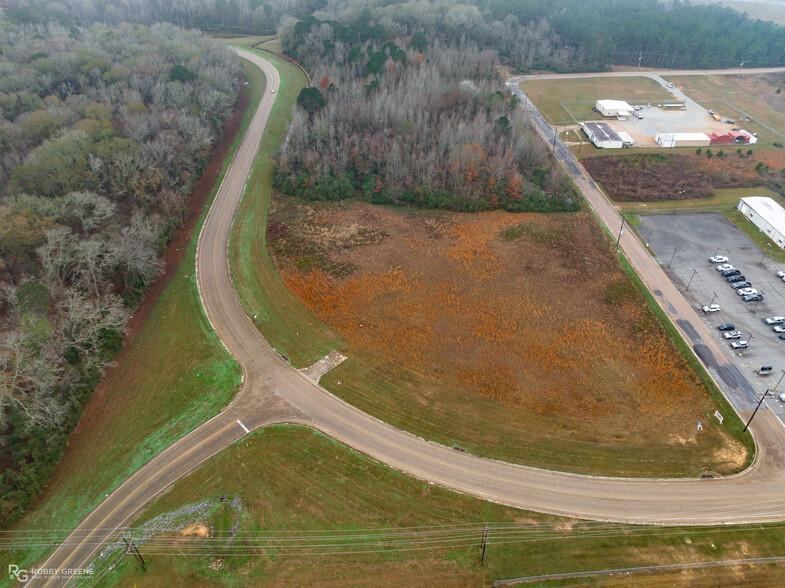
[
  {"xmin": 668, "ymin": 246, "xmax": 678, "ymax": 268},
  {"xmin": 638, "ymin": 52, "xmax": 643, "ymax": 71},
  {"xmin": 686, "ymin": 268, "xmax": 697, "ymax": 290},
  {"xmin": 616, "ymin": 218, "xmax": 625, "ymax": 248},
  {"xmin": 480, "ymin": 525, "xmax": 489, "ymax": 565},
  {"xmin": 739, "ymin": 61, "xmax": 744, "ymax": 77},
  {"xmin": 552, "ymin": 125, "xmax": 558, "ymax": 153},
  {"xmin": 122, "ymin": 535, "xmax": 146, "ymax": 572},
  {"xmin": 578, "ymin": 130, "xmax": 584, "ymax": 153},
  {"xmin": 743, "ymin": 389, "xmax": 768, "ymax": 432}
]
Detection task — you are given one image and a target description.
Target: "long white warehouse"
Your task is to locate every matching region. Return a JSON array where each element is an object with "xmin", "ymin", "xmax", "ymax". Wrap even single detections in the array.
[
  {"xmin": 737, "ymin": 196, "xmax": 785, "ymax": 249},
  {"xmin": 655, "ymin": 132, "xmax": 711, "ymax": 148},
  {"xmin": 595, "ymin": 99, "xmax": 633, "ymax": 117}
]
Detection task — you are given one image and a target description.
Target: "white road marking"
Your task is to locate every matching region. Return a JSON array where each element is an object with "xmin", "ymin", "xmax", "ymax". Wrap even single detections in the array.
[{"xmin": 236, "ymin": 420, "xmax": 250, "ymax": 434}]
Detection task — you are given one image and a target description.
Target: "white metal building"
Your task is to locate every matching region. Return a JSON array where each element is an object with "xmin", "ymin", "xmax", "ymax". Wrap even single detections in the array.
[
  {"xmin": 582, "ymin": 122, "xmax": 626, "ymax": 148},
  {"xmin": 655, "ymin": 132, "xmax": 711, "ymax": 148},
  {"xmin": 595, "ymin": 99, "xmax": 633, "ymax": 117},
  {"xmin": 737, "ymin": 197, "xmax": 785, "ymax": 249}
]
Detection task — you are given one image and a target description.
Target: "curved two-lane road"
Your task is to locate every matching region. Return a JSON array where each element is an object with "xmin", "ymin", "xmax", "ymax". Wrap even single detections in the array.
[{"xmin": 28, "ymin": 54, "xmax": 785, "ymax": 587}]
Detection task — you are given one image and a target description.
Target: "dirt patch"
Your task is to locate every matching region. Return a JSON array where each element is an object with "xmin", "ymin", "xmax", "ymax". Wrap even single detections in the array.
[
  {"xmin": 583, "ymin": 153, "xmax": 779, "ymax": 202},
  {"xmin": 268, "ymin": 198, "xmax": 740, "ymax": 447},
  {"xmin": 179, "ymin": 523, "xmax": 210, "ymax": 537}
]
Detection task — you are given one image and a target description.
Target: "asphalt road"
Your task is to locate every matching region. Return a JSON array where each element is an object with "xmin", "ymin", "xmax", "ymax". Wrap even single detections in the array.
[{"xmin": 26, "ymin": 55, "xmax": 785, "ymax": 587}]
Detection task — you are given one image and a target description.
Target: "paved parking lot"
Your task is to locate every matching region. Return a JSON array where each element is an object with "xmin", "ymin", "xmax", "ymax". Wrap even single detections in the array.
[{"xmin": 638, "ymin": 212, "xmax": 785, "ymax": 418}]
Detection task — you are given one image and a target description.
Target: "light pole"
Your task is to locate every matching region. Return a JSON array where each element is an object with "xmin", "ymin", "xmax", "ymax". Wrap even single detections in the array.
[
  {"xmin": 539, "ymin": 89, "xmax": 543, "ymax": 108},
  {"xmin": 616, "ymin": 217, "xmax": 625, "ymax": 248},
  {"xmin": 760, "ymin": 243, "xmax": 772, "ymax": 264},
  {"xmin": 774, "ymin": 369, "xmax": 785, "ymax": 394},
  {"xmin": 674, "ymin": 190, "xmax": 685, "ymax": 214},
  {"xmin": 739, "ymin": 61, "xmax": 744, "ymax": 77},
  {"xmin": 645, "ymin": 228, "xmax": 653, "ymax": 248},
  {"xmin": 638, "ymin": 52, "xmax": 643, "ymax": 70},
  {"xmin": 668, "ymin": 246, "xmax": 678, "ymax": 268},
  {"xmin": 686, "ymin": 268, "xmax": 698, "ymax": 290},
  {"xmin": 743, "ymin": 388, "xmax": 767, "ymax": 433},
  {"xmin": 714, "ymin": 245, "xmax": 720, "ymax": 257},
  {"xmin": 552, "ymin": 125, "xmax": 558, "ymax": 153},
  {"xmin": 710, "ymin": 291, "xmax": 718, "ymax": 306}
]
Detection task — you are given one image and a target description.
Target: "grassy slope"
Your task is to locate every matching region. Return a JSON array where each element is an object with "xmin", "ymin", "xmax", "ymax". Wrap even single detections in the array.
[
  {"xmin": 0, "ymin": 59, "xmax": 263, "ymax": 578},
  {"xmin": 228, "ymin": 43, "xmax": 339, "ymax": 368},
  {"xmin": 724, "ymin": 209, "xmax": 785, "ymax": 263},
  {"xmin": 615, "ymin": 187, "xmax": 785, "ymax": 213},
  {"xmin": 94, "ymin": 426, "xmax": 785, "ymax": 587}
]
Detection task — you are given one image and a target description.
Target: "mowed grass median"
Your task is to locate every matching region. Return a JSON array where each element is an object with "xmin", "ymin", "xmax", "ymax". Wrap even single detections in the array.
[
  {"xmin": 87, "ymin": 426, "xmax": 785, "ymax": 587},
  {"xmin": 0, "ymin": 57, "xmax": 264, "ymax": 577}
]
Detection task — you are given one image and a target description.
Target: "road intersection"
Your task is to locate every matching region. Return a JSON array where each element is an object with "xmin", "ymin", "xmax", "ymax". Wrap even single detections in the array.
[{"xmin": 27, "ymin": 56, "xmax": 785, "ymax": 586}]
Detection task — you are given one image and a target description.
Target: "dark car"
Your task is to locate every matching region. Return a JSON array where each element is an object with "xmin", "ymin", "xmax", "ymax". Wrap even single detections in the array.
[
  {"xmin": 779, "ymin": 334, "xmax": 785, "ymax": 340},
  {"xmin": 743, "ymin": 293, "xmax": 764, "ymax": 302},
  {"xmin": 730, "ymin": 281, "xmax": 751, "ymax": 290},
  {"xmin": 722, "ymin": 268, "xmax": 741, "ymax": 277},
  {"xmin": 727, "ymin": 274, "xmax": 746, "ymax": 283},
  {"xmin": 718, "ymin": 323, "xmax": 735, "ymax": 331}
]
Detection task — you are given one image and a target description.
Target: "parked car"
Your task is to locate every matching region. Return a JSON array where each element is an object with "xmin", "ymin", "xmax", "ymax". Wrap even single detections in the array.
[
  {"xmin": 765, "ymin": 316, "xmax": 785, "ymax": 325},
  {"xmin": 737, "ymin": 287, "xmax": 758, "ymax": 296},
  {"xmin": 779, "ymin": 334, "xmax": 785, "ymax": 341},
  {"xmin": 727, "ymin": 274, "xmax": 746, "ymax": 283},
  {"xmin": 743, "ymin": 293, "xmax": 764, "ymax": 302},
  {"xmin": 780, "ymin": 393, "xmax": 785, "ymax": 401},
  {"xmin": 722, "ymin": 269, "xmax": 741, "ymax": 277},
  {"xmin": 717, "ymin": 323, "xmax": 735, "ymax": 331},
  {"xmin": 730, "ymin": 281, "xmax": 751, "ymax": 290},
  {"xmin": 777, "ymin": 270, "xmax": 785, "ymax": 278},
  {"xmin": 708, "ymin": 109, "xmax": 715, "ymax": 115},
  {"xmin": 774, "ymin": 325, "xmax": 785, "ymax": 333},
  {"xmin": 634, "ymin": 111, "xmax": 643, "ymax": 119},
  {"xmin": 702, "ymin": 304, "xmax": 721, "ymax": 313},
  {"xmin": 591, "ymin": 106, "xmax": 599, "ymax": 113},
  {"xmin": 723, "ymin": 331, "xmax": 742, "ymax": 339},
  {"xmin": 731, "ymin": 340, "xmax": 749, "ymax": 349},
  {"xmin": 666, "ymin": 82, "xmax": 675, "ymax": 88},
  {"xmin": 715, "ymin": 264, "xmax": 734, "ymax": 272},
  {"xmin": 710, "ymin": 255, "xmax": 729, "ymax": 263}
]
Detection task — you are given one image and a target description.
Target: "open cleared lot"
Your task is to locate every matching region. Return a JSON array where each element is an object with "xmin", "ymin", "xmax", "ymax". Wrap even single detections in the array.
[
  {"xmin": 663, "ymin": 75, "xmax": 785, "ymax": 147},
  {"xmin": 267, "ymin": 197, "xmax": 750, "ymax": 476},
  {"xmin": 636, "ymin": 212, "xmax": 785, "ymax": 420},
  {"xmin": 519, "ymin": 76, "xmax": 674, "ymax": 124},
  {"xmin": 89, "ymin": 426, "xmax": 785, "ymax": 587}
]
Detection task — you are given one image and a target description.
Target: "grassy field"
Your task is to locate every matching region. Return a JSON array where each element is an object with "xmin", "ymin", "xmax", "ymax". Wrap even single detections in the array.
[
  {"xmin": 689, "ymin": 0, "xmax": 785, "ymax": 25},
  {"xmin": 82, "ymin": 426, "xmax": 785, "ymax": 587},
  {"xmin": 663, "ymin": 75, "xmax": 785, "ymax": 148},
  {"xmin": 520, "ymin": 76, "xmax": 674, "ymax": 124},
  {"xmin": 227, "ymin": 42, "xmax": 339, "ymax": 368},
  {"xmin": 615, "ymin": 187, "xmax": 785, "ymax": 213},
  {"xmin": 724, "ymin": 209, "xmax": 785, "ymax": 263},
  {"xmin": 268, "ymin": 199, "xmax": 751, "ymax": 477},
  {"xmin": 0, "ymin": 58, "xmax": 264, "ymax": 577}
]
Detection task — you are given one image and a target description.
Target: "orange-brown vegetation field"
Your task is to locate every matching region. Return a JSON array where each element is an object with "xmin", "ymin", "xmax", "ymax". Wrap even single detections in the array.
[
  {"xmin": 267, "ymin": 197, "xmax": 748, "ymax": 476},
  {"xmin": 584, "ymin": 153, "xmax": 785, "ymax": 202}
]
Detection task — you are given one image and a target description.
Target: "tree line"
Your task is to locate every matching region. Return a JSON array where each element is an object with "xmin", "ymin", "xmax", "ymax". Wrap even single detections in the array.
[
  {"xmin": 275, "ymin": 13, "xmax": 579, "ymax": 213},
  {"xmin": 0, "ymin": 18, "xmax": 241, "ymax": 526}
]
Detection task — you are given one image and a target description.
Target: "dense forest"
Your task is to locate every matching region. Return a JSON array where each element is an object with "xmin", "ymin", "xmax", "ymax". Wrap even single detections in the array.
[
  {"xmin": 0, "ymin": 19, "xmax": 241, "ymax": 525},
  {"xmin": 275, "ymin": 14, "xmax": 578, "ymax": 212},
  {"xmin": 12, "ymin": 0, "xmax": 785, "ymax": 72}
]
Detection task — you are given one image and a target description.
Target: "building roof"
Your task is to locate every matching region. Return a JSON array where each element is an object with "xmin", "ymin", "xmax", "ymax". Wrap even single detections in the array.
[
  {"xmin": 740, "ymin": 197, "xmax": 785, "ymax": 236},
  {"xmin": 584, "ymin": 122, "xmax": 622, "ymax": 143},
  {"xmin": 656, "ymin": 133, "xmax": 711, "ymax": 141},
  {"xmin": 729, "ymin": 131, "xmax": 745, "ymax": 138},
  {"xmin": 710, "ymin": 132, "xmax": 731, "ymax": 139},
  {"xmin": 596, "ymin": 99, "xmax": 633, "ymax": 111},
  {"xmin": 617, "ymin": 131, "xmax": 635, "ymax": 144}
]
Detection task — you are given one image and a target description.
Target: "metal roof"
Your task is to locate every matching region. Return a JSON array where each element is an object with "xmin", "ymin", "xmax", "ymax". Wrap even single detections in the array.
[
  {"xmin": 584, "ymin": 122, "xmax": 622, "ymax": 143},
  {"xmin": 596, "ymin": 99, "xmax": 633, "ymax": 111},
  {"xmin": 656, "ymin": 133, "xmax": 711, "ymax": 141},
  {"xmin": 740, "ymin": 197, "xmax": 785, "ymax": 237}
]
